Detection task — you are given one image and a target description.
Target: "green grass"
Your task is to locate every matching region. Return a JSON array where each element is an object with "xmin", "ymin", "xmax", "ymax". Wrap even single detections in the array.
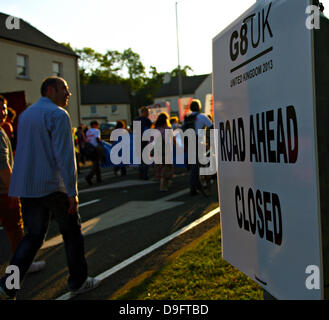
[{"xmin": 114, "ymin": 225, "xmax": 263, "ymax": 300}]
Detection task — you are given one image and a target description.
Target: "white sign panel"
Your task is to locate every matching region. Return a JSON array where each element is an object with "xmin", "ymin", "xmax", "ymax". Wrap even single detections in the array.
[{"xmin": 213, "ymin": 0, "xmax": 322, "ymax": 299}]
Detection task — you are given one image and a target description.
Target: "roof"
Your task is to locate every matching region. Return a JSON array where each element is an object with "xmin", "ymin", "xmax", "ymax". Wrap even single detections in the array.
[
  {"xmin": 0, "ymin": 12, "xmax": 78, "ymax": 57},
  {"xmin": 80, "ymin": 83, "xmax": 130, "ymax": 105},
  {"xmin": 154, "ymin": 74, "xmax": 210, "ymax": 98}
]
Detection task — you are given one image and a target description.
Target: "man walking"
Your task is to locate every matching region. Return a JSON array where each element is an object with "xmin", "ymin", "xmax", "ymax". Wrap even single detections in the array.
[
  {"xmin": 183, "ymin": 100, "xmax": 213, "ymax": 196},
  {"xmin": 134, "ymin": 106, "xmax": 152, "ymax": 180},
  {"xmin": 0, "ymin": 77, "xmax": 100, "ymax": 299},
  {"xmin": 85, "ymin": 120, "xmax": 103, "ymax": 186}
]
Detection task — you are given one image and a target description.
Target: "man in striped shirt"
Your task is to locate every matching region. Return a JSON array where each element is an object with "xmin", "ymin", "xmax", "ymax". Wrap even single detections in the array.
[{"xmin": 0, "ymin": 77, "xmax": 100, "ymax": 299}]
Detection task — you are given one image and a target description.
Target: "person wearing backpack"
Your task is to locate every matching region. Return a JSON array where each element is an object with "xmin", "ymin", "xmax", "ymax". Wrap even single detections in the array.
[
  {"xmin": 134, "ymin": 107, "xmax": 152, "ymax": 180},
  {"xmin": 182, "ymin": 100, "xmax": 213, "ymax": 196},
  {"xmin": 85, "ymin": 120, "xmax": 104, "ymax": 186}
]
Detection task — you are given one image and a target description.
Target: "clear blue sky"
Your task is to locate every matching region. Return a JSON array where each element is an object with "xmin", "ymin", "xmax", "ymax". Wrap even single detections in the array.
[{"xmin": 1, "ymin": 0, "xmax": 328, "ymax": 76}]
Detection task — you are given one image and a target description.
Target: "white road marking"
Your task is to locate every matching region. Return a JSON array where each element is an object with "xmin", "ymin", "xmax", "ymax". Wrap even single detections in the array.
[
  {"xmin": 79, "ymin": 180, "xmax": 157, "ymax": 194},
  {"xmin": 79, "ymin": 199, "xmax": 101, "ymax": 208},
  {"xmin": 56, "ymin": 206, "xmax": 220, "ymax": 300},
  {"xmin": 42, "ymin": 189, "xmax": 189, "ymax": 249},
  {"xmin": 160, "ymin": 188, "xmax": 189, "ymax": 201}
]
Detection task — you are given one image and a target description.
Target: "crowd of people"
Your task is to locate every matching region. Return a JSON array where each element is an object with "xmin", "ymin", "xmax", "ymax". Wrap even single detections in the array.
[
  {"xmin": 0, "ymin": 76, "xmax": 213, "ymax": 300},
  {"xmin": 73, "ymin": 102, "xmax": 213, "ymax": 195}
]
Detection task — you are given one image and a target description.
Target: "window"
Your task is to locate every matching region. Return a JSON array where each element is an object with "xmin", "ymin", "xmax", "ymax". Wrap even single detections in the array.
[
  {"xmin": 17, "ymin": 54, "xmax": 28, "ymax": 78},
  {"xmin": 90, "ymin": 105, "xmax": 97, "ymax": 114},
  {"xmin": 52, "ymin": 62, "xmax": 62, "ymax": 77},
  {"xmin": 111, "ymin": 105, "xmax": 118, "ymax": 114}
]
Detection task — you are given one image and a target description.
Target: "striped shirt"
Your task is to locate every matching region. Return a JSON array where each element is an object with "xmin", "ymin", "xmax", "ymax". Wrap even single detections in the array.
[
  {"xmin": 9, "ymin": 97, "xmax": 78, "ymax": 198},
  {"xmin": 0, "ymin": 128, "xmax": 13, "ymax": 194}
]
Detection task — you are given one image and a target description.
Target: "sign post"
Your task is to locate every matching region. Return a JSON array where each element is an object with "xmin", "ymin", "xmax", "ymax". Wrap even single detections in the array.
[{"xmin": 212, "ymin": 0, "xmax": 329, "ymax": 299}]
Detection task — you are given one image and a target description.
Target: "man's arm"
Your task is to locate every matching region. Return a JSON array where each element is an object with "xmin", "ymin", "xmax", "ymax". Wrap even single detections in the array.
[
  {"xmin": 0, "ymin": 167, "xmax": 17, "ymax": 209},
  {"xmin": 67, "ymin": 196, "xmax": 79, "ymax": 215},
  {"xmin": 0, "ymin": 132, "xmax": 17, "ymax": 208},
  {"xmin": 0, "ymin": 132, "xmax": 11, "ymax": 192},
  {"xmin": 96, "ymin": 128, "xmax": 101, "ymax": 144},
  {"xmin": 201, "ymin": 114, "xmax": 213, "ymax": 129},
  {"xmin": 50, "ymin": 110, "xmax": 78, "ymax": 212}
]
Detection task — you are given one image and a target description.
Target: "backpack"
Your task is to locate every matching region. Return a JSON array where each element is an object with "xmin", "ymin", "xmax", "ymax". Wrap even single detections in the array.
[
  {"xmin": 82, "ymin": 142, "xmax": 98, "ymax": 160},
  {"xmin": 182, "ymin": 113, "xmax": 198, "ymax": 132},
  {"xmin": 181, "ymin": 113, "xmax": 198, "ymax": 154}
]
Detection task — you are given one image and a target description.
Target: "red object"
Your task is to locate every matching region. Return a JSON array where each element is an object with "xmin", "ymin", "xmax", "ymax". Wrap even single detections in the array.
[
  {"xmin": 178, "ymin": 97, "xmax": 193, "ymax": 122},
  {"xmin": 0, "ymin": 91, "xmax": 27, "ymax": 152},
  {"xmin": 0, "ymin": 91, "xmax": 27, "ymax": 132}
]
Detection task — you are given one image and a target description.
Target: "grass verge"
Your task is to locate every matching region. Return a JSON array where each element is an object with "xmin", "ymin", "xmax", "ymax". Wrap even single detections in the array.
[{"xmin": 113, "ymin": 224, "xmax": 263, "ymax": 300}]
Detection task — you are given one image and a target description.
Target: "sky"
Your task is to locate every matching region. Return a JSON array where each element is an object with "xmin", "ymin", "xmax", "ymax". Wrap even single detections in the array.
[{"xmin": 1, "ymin": 0, "xmax": 328, "ymax": 76}]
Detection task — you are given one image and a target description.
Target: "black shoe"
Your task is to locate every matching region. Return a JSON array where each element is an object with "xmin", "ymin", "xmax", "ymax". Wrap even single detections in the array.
[
  {"xmin": 197, "ymin": 187, "xmax": 209, "ymax": 198},
  {"xmin": 190, "ymin": 188, "xmax": 208, "ymax": 198},
  {"xmin": 85, "ymin": 177, "xmax": 93, "ymax": 186}
]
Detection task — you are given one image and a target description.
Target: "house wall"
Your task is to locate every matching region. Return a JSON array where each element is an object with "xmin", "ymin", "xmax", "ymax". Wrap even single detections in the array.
[
  {"xmin": 0, "ymin": 38, "xmax": 80, "ymax": 126},
  {"xmin": 80, "ymin": 103, "xmax": 131, "ymax": 126}
]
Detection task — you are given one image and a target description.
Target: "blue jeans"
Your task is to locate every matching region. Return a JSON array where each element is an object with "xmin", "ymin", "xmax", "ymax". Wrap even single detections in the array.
[{"xmin": 0, "ymin": 192, "xmax": 88, "ymax": 297}]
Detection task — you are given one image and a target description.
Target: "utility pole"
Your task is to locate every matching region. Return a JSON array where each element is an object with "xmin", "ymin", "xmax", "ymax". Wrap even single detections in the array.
[{"xmin": 175, "ymin": 1, "xmax": 183, "ymax": 98}]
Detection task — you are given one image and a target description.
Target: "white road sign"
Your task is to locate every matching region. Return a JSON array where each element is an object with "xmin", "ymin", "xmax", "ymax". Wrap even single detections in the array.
[{"xmin": 213, "ymin": 0, "xmax": 323, "ymax": 299}]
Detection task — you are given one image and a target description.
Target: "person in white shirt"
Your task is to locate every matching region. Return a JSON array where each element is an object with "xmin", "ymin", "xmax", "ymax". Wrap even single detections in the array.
[
  {"xmin": 85, "ymin": 120, "xmax": 102, "ymax": 186},
  {"xmin": 86, "ymin": 125, "xmax": 101, "ymax": 147}
]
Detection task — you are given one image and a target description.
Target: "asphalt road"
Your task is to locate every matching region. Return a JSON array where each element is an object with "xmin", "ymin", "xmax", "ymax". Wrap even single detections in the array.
[{"xmin": 0, "ymin": 165, "xmax": 220, "ymax": 300}]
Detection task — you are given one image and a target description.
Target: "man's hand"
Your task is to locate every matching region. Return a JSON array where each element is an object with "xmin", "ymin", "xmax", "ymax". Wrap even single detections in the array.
[
  {"xmin": 7, "ymin": 196, "xmax": 19, "ymax": 210},
  {"xmin": 68, "ymin": 196, "xmax": 79, "ymax": 215}
]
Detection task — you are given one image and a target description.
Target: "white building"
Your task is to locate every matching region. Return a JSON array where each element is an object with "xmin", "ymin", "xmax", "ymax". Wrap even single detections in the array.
[
  {"xmin": 0, "ymin": 12, "xmax": 80, "ymax": 126},
  {"xmin": 80, "ymin": 83, "xmax": 131, "ymax": 126}
]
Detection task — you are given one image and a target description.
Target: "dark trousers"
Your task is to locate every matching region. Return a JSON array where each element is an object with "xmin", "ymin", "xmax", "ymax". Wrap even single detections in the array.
[
  {"xmin": 86, "ymin": 159, "xmax": 101, "ymax": 182},
  {"xmin": 189, "ymin": 162, "xmax": 201, "ymax": 192},
  {"xmin": 189, "ymin": 140, "xmax": 202, "ymax": 192},
  {"xmin": 0, "ymin": 194, "xmax": 24, "ymax": 254},
  {"xmin": 139, "ymin": 162, "xmax": 149, "ymax": 180},
  {"xmin": 0, "ymin": 192, "xmax": 88, "ymax": 297},
  {"xmin": 138, "ymin": 144, "xmax": 149, "ymax": 180},
  {"xmin": 114, "ymin": 166, "xmax": 126, "ymax": 176}
]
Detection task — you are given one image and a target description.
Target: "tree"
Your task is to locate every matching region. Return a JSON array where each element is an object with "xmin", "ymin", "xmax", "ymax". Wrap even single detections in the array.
[
  {"xmin": 60, "ymin": 42, "xmax": 74, "ymax": 51},
  {"xmin": 61, "ymin": 43, "xmax": 193, "ymax": 121},
  {"xmin": 75, "ymin": 47, "xmax": 103, "ymax": 74},
  {"xmin": 170, "ymin": 65, "xmax": 193, "ymax": 78}
]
